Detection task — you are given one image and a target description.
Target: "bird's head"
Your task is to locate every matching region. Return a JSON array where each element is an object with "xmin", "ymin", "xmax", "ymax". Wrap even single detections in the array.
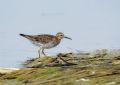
[{"xmin": 56, "ymin": 32, "xmax": 72, "ymax": 40}]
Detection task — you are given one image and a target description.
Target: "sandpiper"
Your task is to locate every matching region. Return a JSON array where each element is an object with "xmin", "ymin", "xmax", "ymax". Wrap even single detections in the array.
[{"xmin": 20, "ymin": 32, "xmax": 72, "ymax": 58}]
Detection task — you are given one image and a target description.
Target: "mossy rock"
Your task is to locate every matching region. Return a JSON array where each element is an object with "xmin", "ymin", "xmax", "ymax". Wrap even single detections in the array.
[
  {"xmin": 1, "ymin": 52, "xmax": 120, "ymax": 85},
  {"xmin": 23, "ymin": 53, "xmax": 79, "ymax": 68}
]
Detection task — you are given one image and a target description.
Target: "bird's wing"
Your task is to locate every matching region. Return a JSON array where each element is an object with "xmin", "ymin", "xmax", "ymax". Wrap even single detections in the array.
[{"xmin": 25, "ymin": 34, "xmax": 56, "ymax": 44}]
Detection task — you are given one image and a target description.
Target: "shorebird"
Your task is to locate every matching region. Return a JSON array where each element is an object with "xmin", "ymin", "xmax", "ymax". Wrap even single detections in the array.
[{"xmin": 20, "ymin": 32, "xmax": 72, "ymax": 58}]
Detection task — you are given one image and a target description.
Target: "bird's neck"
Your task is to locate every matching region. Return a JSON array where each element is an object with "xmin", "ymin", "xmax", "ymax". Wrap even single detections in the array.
[{"xmin": 55, "ymin": 37, "xmax": 62, "ymax": 42}]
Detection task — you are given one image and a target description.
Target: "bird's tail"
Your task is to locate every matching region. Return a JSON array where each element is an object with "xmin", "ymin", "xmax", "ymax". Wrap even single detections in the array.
[
  {"xmin": 19, "ymin": 33, "xmax": 26, "ymax": 37},
  {"xmin": 19, "ymin": 33, "xmax": 32, "ymax": 40}
]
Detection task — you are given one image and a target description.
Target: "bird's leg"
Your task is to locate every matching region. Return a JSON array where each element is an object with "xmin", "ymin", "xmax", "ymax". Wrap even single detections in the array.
[
  {"xmin": 38, "ymin": 47, "xmax": 41, "ymax": 58},
  {"xmin": 42, "ymin": 48, "xmax": 47, "ymax": 56}
]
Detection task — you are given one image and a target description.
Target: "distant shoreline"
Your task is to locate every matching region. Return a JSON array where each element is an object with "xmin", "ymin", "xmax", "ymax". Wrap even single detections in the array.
[{"xmin": 0, "ymin": 67, "xmax": 19, "ymax": 74}]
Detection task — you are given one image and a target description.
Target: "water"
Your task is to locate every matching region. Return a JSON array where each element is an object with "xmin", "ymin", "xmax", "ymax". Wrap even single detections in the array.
[
  {"xmin": 0, "ymin": 0, "xmax": 120, "ymax": 68},
  {"xmin": 0, "ymin": 48, "xmax": 35, "ymax": 68}
]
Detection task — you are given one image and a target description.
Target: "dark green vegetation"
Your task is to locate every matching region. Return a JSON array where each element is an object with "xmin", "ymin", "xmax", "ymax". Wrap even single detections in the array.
[{"xmin": 0, "ymin": 49, "xmax": 120, "ymax": 85}]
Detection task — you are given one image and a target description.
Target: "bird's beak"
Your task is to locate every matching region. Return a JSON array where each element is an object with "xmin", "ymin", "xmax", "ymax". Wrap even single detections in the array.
[{"xmin": 64, "ymin": 36, "xmax": 72, "ymax": 40}]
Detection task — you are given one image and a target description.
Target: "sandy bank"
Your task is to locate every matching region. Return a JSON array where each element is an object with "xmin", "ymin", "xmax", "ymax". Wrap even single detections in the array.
[{"xmin": 0, "ymin": 67, "xmax": 19, "ymax": 73}]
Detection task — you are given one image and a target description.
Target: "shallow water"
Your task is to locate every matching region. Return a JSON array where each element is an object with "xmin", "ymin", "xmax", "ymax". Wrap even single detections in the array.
[
  {"xmin": 0, "ymin": 47, "xmax": 61, "ymax": 68},
  {"xmin": 0, "ymin": 48, "xmax": 37, "ymax": 68}
]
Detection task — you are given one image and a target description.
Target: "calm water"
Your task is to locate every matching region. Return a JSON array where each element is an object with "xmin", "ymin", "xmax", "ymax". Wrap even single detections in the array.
[{"xmin": 0, "ymin": 0, "xmax": 120, "ymax": 68}]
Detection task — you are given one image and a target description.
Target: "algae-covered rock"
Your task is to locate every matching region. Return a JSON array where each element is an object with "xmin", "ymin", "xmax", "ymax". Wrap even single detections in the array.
[
  {"xmin": 23, "ymin": 57, "xmax": 58, "ymax": 68},
  {"xmin": 0, "ymin": 51, "xmax": 120, "ymax": 85},
  {"xmin": 23, "ymin": 53, "xmax": 78, "ymax": 68}
]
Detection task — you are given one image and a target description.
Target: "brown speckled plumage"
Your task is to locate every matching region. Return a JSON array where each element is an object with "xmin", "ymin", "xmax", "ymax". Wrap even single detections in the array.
[{"xmin": 28, "ymin": 35, "xmax": 59, "ymax": 44}]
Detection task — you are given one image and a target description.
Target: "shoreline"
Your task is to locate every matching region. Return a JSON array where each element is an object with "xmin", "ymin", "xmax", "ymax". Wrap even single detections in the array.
[{"xmin": 0, "ymin": 67, "xmax": 20, "ymax": 74}]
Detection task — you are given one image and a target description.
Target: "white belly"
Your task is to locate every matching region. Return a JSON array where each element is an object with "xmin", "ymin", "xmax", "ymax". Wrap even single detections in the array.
[{"xmin": 31, "ymin": 41, "xmax": 60, "ymax": 49}]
